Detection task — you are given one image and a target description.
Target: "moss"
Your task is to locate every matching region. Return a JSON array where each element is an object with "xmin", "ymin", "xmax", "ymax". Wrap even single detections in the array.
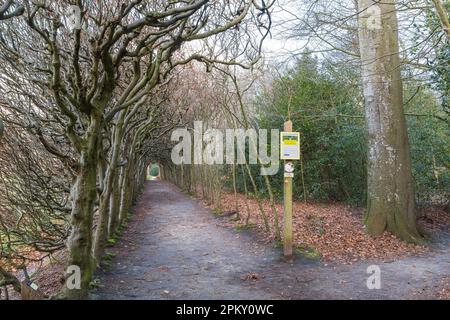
[
  {"xmin": 89, "ymin": 278, "xmax": 103, "ymax": 289},
  {"xmin": 115, "ymin": 228, "xmax": 123, "ymax": 237},
  {"xmin": 235, "ymin": 223, "xmax": 256, "ymax": 232},
  {"xmin": 103, "ymin": 251, "xmax": 116, "ymax": 261},
  {"xmin": 273, "ymin": 239, "xmax": 283, "ymax": 248},
  {"xmin": 106, "ymin": 237, "xmax": 117, "ymax": 247},
  {"xmin": 229, "ymin": 215, "xmax": 240, "ymax": 222},
  {"xmin": 294, "ymin": 244, "xmax": 321, "ymax": 260},
  {"xmin": 117, "ymin": 225, "xmax": 124, "ymax": 234}
]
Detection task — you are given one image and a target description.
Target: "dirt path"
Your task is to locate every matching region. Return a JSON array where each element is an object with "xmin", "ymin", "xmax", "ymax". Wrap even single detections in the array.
[{"xmin": 91, "ymin": 181, "xmax": 449, "ymax": 300}]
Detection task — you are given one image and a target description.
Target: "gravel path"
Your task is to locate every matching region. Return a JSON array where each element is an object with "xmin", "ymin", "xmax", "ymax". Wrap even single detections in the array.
[{"xmin": 91, "ymin": 181, "xmax": 449, "ymax": 300}]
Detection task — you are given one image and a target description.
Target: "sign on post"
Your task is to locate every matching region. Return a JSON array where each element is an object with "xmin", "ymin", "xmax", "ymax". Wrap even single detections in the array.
[
  {"xmin": 284, "ymin": 162, "xmax": 294, "ymax": 178},
  {"xmin": 280, "ymin": 132, "xmax": 300, "ymax": 160},
  {"xmin": 281, "ymin": 122, "xmax": 300, "ymax": 261}
]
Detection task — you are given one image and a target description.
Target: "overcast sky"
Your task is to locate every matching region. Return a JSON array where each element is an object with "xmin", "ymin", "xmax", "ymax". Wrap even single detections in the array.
[{"xmin": 260, "ymin": 1, "xmax": 307, "ymax": 66}]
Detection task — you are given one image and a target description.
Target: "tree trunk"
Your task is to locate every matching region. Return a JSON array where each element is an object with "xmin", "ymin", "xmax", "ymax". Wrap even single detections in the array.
[
  {"xmin": 357, "ymin": 0, "xmax": 422, "ymax": 243},
  {"xmin": 119, "ymin": 149, "xmax": 135, "ymax": 225},
  {"xmin": 64, "ymin": 117, "xmax": 101, "ymax": 299},
  {"xmin": 93, "ymin": 114, "xmax": 125, "ymax": 262},
  {"xmin": 431, "ymin": 0, "xmax": 450, "ymax": 41},
  {"xmin": 108, "ymin": 170, "xmax": 121, "ymax": 236}
]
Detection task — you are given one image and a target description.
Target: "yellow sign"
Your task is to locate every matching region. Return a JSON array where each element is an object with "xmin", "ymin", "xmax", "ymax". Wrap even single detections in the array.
[{"xmin": 280, "ymin": 132, "xmax": 300, "ymax": 160}]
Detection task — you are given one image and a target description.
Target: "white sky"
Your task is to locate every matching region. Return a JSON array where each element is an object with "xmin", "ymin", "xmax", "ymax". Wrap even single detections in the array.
[{"xmin": 259, "ymin": 1, "xmax": 308, "ymax": 65}]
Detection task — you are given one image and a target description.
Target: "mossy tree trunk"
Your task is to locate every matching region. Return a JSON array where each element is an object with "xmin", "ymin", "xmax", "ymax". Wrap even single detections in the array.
[
  {"xmin": 108, "ymin": 171, "xmax": 121, "ymax": 236},
  {"xmin": 93, "ymin": 112, "xmax": 126, "ymax": 262},
  {"xmin": 64, "ymin": 115, "xmax": 102, "ymax": 299}
]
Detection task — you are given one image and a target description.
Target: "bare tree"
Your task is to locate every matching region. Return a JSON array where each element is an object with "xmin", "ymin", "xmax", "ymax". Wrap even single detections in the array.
[{"xmin": 0, "ymin": 0, "xmax": 271, "ymax": 298}]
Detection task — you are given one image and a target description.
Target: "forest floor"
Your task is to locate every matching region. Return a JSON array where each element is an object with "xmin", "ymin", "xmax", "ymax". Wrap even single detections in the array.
[{"xmin": 90, "ymin": 180, "xmax": 449, "ymax": 300}]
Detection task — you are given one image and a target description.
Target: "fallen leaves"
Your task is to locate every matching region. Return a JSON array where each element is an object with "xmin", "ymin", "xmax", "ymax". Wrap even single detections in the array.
[
  {"xmin": 240, "ymin": 272, "xmax": 262, "ymax": 281},
  {"xmin": 207, "ymin": 191, "xmax": 443, "ymax": 264},
  {"xmin": 436, "ymin": 277, "xmax": 450, "ymax": 300}
]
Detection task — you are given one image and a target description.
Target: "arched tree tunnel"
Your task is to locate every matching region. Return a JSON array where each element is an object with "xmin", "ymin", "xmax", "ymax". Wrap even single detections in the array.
[
  {"xmin": 0, "ymin": 0, "xmax": 272, "ymax": 299},
  {"xmin": 0, "ymin": 0, "xmax": 449, "ymax": 302}
]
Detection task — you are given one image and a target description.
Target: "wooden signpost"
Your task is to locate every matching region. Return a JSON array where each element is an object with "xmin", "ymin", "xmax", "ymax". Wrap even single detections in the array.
[{"xmin": 280, "ymin": 121, "xmax": 300, "ymax": 260}]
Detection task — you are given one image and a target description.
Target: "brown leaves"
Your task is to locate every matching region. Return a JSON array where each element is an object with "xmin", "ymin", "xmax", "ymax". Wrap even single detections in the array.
[
  {"xmin": 436, "ymin": 277, "xmax": 450, "ymax": 300},
  {"xmin": 214, "ymin": 192, "xmax": 432, "ymax": 264},
  {"xmin": 240, "ymin": 272, "xmax": 261, "ymax": 281}
]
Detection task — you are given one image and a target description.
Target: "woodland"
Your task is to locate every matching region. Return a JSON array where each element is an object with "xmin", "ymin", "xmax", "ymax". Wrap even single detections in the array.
[{"xmin": 0, "ymin": 0, "xmax": 448, "ymax": 300}]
